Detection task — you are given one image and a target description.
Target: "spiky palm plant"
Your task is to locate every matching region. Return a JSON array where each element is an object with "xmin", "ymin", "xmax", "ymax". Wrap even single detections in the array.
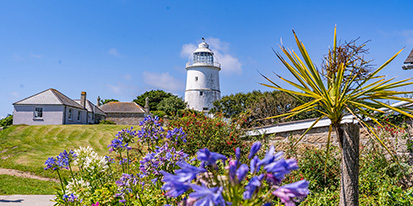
[{"xmin": 262, "ymin": 27, "xmax": 413, "ymax": 205}]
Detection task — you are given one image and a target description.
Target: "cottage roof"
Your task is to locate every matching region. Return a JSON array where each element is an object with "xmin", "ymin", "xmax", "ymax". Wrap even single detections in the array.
[
  {"xmin": 99, "ymin": 102, "xmax": 145, "ymax": 113},
  {"xmin": 74, "ymin": 99, "xmax": 106, "ymax": 116},
  {"xmin": 13, "ymin": 88, "xmax": 85, "ymax": 110},
  {"xmin": 404, "ymin": 49, "xmax": 413, "ymax": 64}
]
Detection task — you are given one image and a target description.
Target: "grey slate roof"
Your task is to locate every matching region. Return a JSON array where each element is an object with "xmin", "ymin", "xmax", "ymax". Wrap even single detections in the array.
[
  {"xmin": 13, "ymin": 88, "xmax": 85, "ymax": 110},
  {"xmin": 404, "ymin": 49, "xmax": 413, "ymax": 64},
  {"xmin": 74, "ymin": 99, "xmax": 106, "ymax": 116},
  {"xmin": 99, "ymin": 102, "xmax": 145, "ymax": 113}
]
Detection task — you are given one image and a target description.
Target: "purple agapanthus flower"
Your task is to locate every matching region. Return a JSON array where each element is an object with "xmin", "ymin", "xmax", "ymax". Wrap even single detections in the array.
[
  {"xmin": 62, "ymin": 193, "xmax": 78, "ymax": 202},
  {"xmin": 273, "ymin": 180, "xmax": 309, "ymax": 206},
  {"xmin": 248, "ymin": 141, "xmax": 261, "ymax": 159},
  {"xmin": 250, "ymin": 155, "xmax": 260, "ymax": 174},
  {"xmin": 235, "ymin": 164, "xmax": 249, "ymax": 183},
  {"xmin": 197, "ymin": 148, "xmax": 227, "ymax": 168},
  {"xmin": 264, "ymin": 158, "xmax": 299, "ymax": 184},
  {"xmin": 243, "ymin": 174, "xmax": 264, "ymax": 200},
  {"xmin": 189, "ymin": 184, "xmax": 226, "ymax": 206},
  {"xmin": 160, "ymin": 171, "xmax": 192, "ymax": 197},
  {"xmin": 235, "ymin": 147, "xmax": 241, "ymax": 161}
]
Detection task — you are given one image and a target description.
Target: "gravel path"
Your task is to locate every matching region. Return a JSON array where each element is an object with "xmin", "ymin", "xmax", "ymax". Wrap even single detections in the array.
[
  {"xmin": 0, "ymin": 195, "xmax": 55, "ymax": 205},
  {"xmin": 0, "ymin": 168, "xmax": 58, "ymax": 183}
]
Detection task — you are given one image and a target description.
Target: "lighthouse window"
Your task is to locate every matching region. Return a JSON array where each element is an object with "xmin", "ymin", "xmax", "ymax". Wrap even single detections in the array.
[
  {"xmin": 200, "ymin": 91, "xmax": 203, "ymax": 96},
  {"xmin": 195, "ymin": 76, "xmax": 198, "ymax": 81}
]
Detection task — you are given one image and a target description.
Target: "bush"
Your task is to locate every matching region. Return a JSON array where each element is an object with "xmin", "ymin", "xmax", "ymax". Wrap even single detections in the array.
[
  {"xmin": 0, "ymin": 115, "xmax": 13, "ymax": 128},
  {"xmin": 99, "ymin": 119, "xmax": 116, "ymax": 125},
  {"xmin": 151, "ymin": 110, "xmax": 166, "ymax": 118},
  {"xmin": 168, "ymin": 111, "xmax": 246, "ymax": 157}
]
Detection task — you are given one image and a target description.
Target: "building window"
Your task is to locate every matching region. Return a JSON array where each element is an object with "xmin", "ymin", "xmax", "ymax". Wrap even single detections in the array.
[
  {"xmin": 34, "ymin": 107, "xmax": 43, "ymax": 118},
  {"xmin": 77, "ymin": 111, "xmax": 81, "ymax": 122},
  {"xmin": 200, "ymin": 91, "xmax": 203, "ymax": 96},
  {"xmin": 195, "ymin": 76, "xmax": 198, "ymax": 81},
  {"xmin": 68, "ymin": 109, "xmax": 72, "ymax": 120}
]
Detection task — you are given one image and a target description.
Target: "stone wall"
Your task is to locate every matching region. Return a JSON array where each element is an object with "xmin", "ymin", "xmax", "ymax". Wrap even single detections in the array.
[
  {"xmin": 106, "ymin": 113, "xmax": 145, "ymax": 125},
  {"xmin": 263, "ymin": 121, "xmax": 413, "ymax": 164}
]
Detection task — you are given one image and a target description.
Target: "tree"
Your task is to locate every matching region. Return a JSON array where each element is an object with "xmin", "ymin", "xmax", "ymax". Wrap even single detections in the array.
[
  {"xmin": 157, "ymin": 96, "xmax": 186, "ymax": 116},
  {"xmin": 100, "ymin": 99, "xmax": 119, "ymax": 105},
  {"xmin": 133, "ymin": 90, "xmax": 172, "ymax": 110},
  {"xmin": 210, "ymin": 90, "xmax": 319, "ymax": 127},
  {"xmin": 262, "ymin": 27, "xmax": 413, "ymax": 205}
]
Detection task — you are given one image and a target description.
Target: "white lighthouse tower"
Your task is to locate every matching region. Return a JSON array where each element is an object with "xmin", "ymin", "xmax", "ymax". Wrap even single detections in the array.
[{"xmin": 184, "ymin": 39, "xmax": 221, "ymax": 112}]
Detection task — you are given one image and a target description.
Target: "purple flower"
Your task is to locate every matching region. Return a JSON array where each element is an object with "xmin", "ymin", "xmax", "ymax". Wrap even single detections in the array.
[
  {"xmin": 235, "ymin": 147, "xmax": 241, "ymax": 161},
  {"xmin": 197, "ymin": 148, "xmax": 227, "ymax": 167},
  {"xmin": 264, "ymin": 158, "xmax": 299, "ymax": 184},
  {"xmin": 160, "ymin": 171, "xmax": 191, "ymax": 197},
  {"xmin": 62, "ymin": 193, "xmax": 77, "ymax": 202},
  {"xmin": 250, "ymin": 155, "xmax": 260, "ymax": 174},
  {"xmin": 273, "ymin": 180, "xmax": 309, "ymax": 206},
  {"xmin": 175, "ymin": 161, "xmax": 206, "ymax": 177},
  {"xmin": 189, "ymin": 184, "xmax": 226, "ymax": 206},
  {"xmin": 236, "ymin": 164, "xmax": 249, "ymax": 183},
  {"xmin": 228, "ymin": 160, "xmax": 237, "ymax": 183},
  {"xmin": 248, "ymin": 141, "xmax": 261, "ymax": 159},
  {"xmin": 44, "ymin": 157, "xmax": 58, "ymax": 170},
  {"xmin": 243, "ymin": 174, "xmax": 264, "ymax": 200}
]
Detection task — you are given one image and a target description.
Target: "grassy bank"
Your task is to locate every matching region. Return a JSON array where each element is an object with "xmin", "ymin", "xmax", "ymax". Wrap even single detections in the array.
[
  {"xmin": 0, "ymin": 175, "xmax": 59, "ymax": 195},
  {"xmin": 0, "ymin": 124, "xmax": 137, "ymax": 178}
]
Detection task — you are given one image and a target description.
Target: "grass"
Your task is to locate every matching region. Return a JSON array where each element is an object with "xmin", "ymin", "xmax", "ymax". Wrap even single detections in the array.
[
  {"xmin": 0, "ymin": 175, "xmax": 59, "ymax": 195},
  {"xmin": 0, "ymin": 124, "xmax": 138, "ymax": 179}
]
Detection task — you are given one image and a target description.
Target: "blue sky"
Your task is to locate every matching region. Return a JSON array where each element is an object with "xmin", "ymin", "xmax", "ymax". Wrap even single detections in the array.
[{"xmin": 1, "ymin": 0, "xmax": 413, "ymax": 118}]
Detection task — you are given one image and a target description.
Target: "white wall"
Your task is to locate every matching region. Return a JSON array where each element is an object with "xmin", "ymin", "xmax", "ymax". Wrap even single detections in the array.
[
  {"xmin": 13, "ymin": 105, "xmax": 65, "ymax": 125},
  {"xmin": 64, "ymin": 106, "xmax": 87, "ymax": 124},
  {"xmin": 185, "ymin": 65, "xmax": 220, "ymax": 111}
]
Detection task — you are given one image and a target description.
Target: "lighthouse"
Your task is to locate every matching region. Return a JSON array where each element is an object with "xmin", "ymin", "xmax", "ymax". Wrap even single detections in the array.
[{"xmin": 184, "ymin": 39, "xmax": 221, "ymax": 112}]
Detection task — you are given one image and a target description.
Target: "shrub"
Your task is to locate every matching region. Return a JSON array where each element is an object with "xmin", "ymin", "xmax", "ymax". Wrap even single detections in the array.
[
  {"xmin": 151, "ymin": 110, "xmax": 166, "ymax": 118},
  {"xmin": 0, "ymin": 115, "xmax": 13, "ymax": 128},
  {"xmin": 168, "ymin": 111, "xmax": 246, "ymax": 157},
  {"xmin": 99, "ymin": 119, "xmax": 116, "ymax": 125}
]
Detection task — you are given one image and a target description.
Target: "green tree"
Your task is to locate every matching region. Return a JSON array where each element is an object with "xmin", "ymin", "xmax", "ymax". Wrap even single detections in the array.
[
  {"xmin": 211, "ymin": 90, "xmax": 319, "ymax": 127},
  {"xmin": 156, "ymin": 96, "xmax": 186, "ymax": 116},
  {"xmin": 263, "ymin": 27, "xmax": 413, "ymax": 205},
  {"xmin": 0, "ymin": 115, "xmax": 13, "ymax": 128},
  {"xmin": 133, "ymin": 90, "xmax": 172, "ymax": 110},
  {"xmin": 100, "ymin": 99, "xmax": 119, "ymax": 105}
]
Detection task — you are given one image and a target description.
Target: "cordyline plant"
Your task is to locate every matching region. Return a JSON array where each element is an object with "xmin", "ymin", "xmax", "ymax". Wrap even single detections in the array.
[{"xmin": 261, "ymin": 26, "xmax": 413, "ymax": 205}]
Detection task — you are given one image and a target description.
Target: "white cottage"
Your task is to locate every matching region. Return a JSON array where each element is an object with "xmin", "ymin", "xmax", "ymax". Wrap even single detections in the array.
[{"xmin": 13, "ymin": 88, "xmax": 103, "ymax": 125}]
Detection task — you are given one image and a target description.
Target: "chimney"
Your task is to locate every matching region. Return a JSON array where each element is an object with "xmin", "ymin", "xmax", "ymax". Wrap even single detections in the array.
[
  {"xmin": 81, "ymin": 91, "xmax": 87, "ymax": 108},
  {"xmin": 97, "ymin": 96, "xmax": 101, "ymax": 107}
]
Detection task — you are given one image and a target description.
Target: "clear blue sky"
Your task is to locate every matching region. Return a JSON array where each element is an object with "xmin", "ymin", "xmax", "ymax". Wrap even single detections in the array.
[{"xmin": 1, "ymin": 0, "xmax": 413, "ymax": 118}]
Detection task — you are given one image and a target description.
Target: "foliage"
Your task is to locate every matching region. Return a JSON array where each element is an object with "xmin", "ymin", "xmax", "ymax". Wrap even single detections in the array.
[
  {"xmin": 100, "ymin": 99, "xmax": 119, "ymax": 105},
  {"xmin": 133, "ymin": 90, "xmax": 172, "ymax": 111},
  {"xmin": 99, "ymin": 119, "xmax": 116, "ymax": 125},
  {"xmin": 168, "ymin": 111, "xmax": 245, "ymax": 157},
  {"xmin": 157, "ymin": 95, "xmax": 187, "ymax": 116},
  {"xmin": 0, "ymin": 124, "xmax": 134, "ymax": 180},
  {"xmin": 0, "ymin": 115, "xmax": 13, "ymax": 128},
  {"xmin": 261, "ymin": 27, "xmax": 413, "ymax": 204},
  {"xmin": 284, "ymin": 139, "xmax": 413, "ymax": 206},
  {"xmin": 0, "ymin": 174, "xmax": 59, "ymax": 195},
  {"xmin": 161, "ymin": 142, "xmax": 310, "ymax": 206},
  {"xmin": 151, "ymin": 110, "xmax": 166, "ymax": 118},
  {"xmin": 210, "ymin": 91, "xmax": 319, "ymax": 128}
]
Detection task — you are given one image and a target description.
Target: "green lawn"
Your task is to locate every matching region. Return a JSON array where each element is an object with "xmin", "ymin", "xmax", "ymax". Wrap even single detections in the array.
[
  {"xmin": 0, "ymin": 124, "xmax": 138, "ymax": 178},
  {"xmin": 0, "ymin": 175, "xmax": 59, "ymax": 195}
]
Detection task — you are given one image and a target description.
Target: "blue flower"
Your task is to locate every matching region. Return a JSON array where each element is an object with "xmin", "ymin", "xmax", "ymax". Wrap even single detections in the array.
[
  {"xmin": 160, "ymin": 171, "xmax": 191, "ymax": 197},
  {"xmin": 250, "ymin": 155, "xmax": 260, "ymax": 174},
  {"xmin": 197, "ymin": 148, "xmax": 227, "ymax": 167},
  {"xmin": 243, "ymin": 174, "xmax": 264, "ymax": 200},
  {"xmin": 236, "ymin": 164, "xmax": 249, "ymax": 183},
  {"xmin": 189, "ymin": 184, "xmax": 226, "ymax": 206},
  {"xmin": 272, "ymin": 180, "xmax": 309, "ymax": 206},
  {"xmin": 235, "ymin": 147, "xmax": 241, "ymax": 161},
  {"xmin": 248, "ymin": 141, "xmax": 261, "ymax": 159}
]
